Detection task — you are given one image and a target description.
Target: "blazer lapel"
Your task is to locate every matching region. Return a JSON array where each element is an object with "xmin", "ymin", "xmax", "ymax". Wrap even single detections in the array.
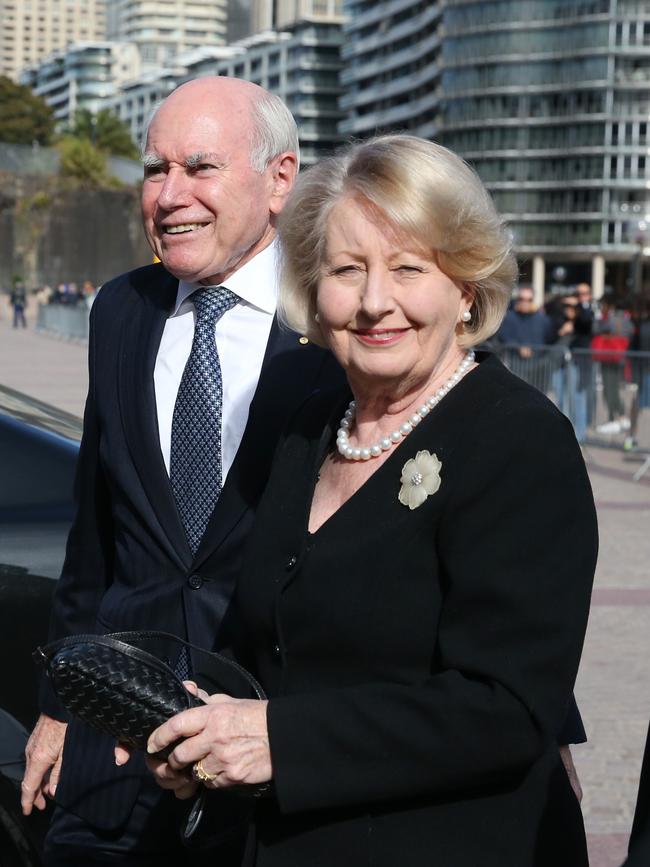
[
  {"xmin": 118, "ymin": 267, "xmax": 193, "ymax": 571},
  {"xmin": 192, "ymin": 320, "xmax": 326, "ymax": 569}
]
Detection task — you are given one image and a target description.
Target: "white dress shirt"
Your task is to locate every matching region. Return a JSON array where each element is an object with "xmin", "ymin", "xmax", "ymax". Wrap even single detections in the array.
[{"xmin": 154, "ymin": 240, "xmax": 279, "ymax": 483}]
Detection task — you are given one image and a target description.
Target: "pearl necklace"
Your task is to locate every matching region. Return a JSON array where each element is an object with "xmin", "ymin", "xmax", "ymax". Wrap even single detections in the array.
[{"xmin": 336, "ymin": 350, "xmax": 475, "ymax": 461}]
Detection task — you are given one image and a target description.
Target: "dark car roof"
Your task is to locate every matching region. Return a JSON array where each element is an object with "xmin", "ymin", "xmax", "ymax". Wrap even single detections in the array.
[
  {"xmin": 0, "ymin": 384, "xmax": 82, "ymax": 442},
  {"xmin": 0, "ymin": 385, "xmax": 80, "ymax": 523}
]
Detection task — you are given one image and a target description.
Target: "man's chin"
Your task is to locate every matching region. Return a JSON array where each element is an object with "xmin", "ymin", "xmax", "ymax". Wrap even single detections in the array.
[{"xmin": 155, "ymin": 255, "xmax": 209, "ymax": 284}]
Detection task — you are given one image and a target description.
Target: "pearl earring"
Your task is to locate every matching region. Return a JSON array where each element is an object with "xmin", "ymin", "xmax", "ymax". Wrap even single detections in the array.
[
  {"xmin": 461, "ymin": 310, "xmax": 471, "ymax": 323},
  {"xmin": 314, "ymin": 313, "xmax": 320, "ymax": 323}
]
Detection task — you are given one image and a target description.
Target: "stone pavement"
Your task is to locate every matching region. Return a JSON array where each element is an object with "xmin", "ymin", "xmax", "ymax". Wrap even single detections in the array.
[
  {"xmin": 575, "ymin": 443, "xmax": 650, "ymax": 867},
  {"xmin": 1, "ymin": 303, "xmax": 649, "ymax": 866},
  {"xmin": 0, "ymin": 298, "xmax": 87, "ymax": 416}
]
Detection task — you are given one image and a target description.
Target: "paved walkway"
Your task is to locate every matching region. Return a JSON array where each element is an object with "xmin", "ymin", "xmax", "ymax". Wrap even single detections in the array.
[
  {"xmin": 1, "ymin": 307, "xmax": 649, "ymax": 867},
  {"xmin": 0, "ymin": 300, "xmax": 88, "ymax": 416},
  {"xmin": 576, "ymin": 444, "xmax": 650, "ymax": 867}
]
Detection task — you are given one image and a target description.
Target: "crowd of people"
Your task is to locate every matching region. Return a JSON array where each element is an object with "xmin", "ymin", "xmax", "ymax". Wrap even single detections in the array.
[
  {"xmin": 35, "ymin": 280, "xmax": 97, "ymax": 308},
  {"xmin": 3, "ymin": 279, "xmax": 98, "ymax": 328},
  {"xmin": 495, "ymin": 282, "xmax": 650, "ymax": 447}
]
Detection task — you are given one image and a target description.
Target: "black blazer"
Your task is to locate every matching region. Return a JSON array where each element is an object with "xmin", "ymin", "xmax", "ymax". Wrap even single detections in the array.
[
  {"xmin": 42, "ymin": 263, "xmax": 340, "ymax": 830},
  {"xmin": 236, "ymin": 354, "xmax": 598, "ymax": 867}
]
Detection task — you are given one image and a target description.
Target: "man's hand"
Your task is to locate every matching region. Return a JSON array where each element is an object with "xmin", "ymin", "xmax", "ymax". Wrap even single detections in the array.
[
  {"xmin": 21, "ymin": 714, "xmax": 67, "ymax": 815},
  {"xmin": 559, "ymin": 745, "xmax": 583, "ymax": 803}
]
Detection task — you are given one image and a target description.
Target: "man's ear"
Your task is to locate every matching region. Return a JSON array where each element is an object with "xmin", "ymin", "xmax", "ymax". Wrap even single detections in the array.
[{"xmin": 269, "ymin": 152, "xmax": 298, "ymax": 215}]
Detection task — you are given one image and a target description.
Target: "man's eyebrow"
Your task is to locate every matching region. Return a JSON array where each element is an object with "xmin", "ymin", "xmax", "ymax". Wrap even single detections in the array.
[
  {"xmin": 184, "ymin": 152, "xmax": 224, "ymax": 168},
  {"xmin": 142, "ymin": 153, "xmax": 165, "ymax": 169},
  {"xmin": 141, "ymin": 152, "xmax": 226, "ymax": 170}
]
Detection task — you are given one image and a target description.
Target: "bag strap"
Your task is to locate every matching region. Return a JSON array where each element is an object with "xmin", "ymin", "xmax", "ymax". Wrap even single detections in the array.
[{"xmin": 35, "ymin": 630, "xmax": 266, "ymax": 700}]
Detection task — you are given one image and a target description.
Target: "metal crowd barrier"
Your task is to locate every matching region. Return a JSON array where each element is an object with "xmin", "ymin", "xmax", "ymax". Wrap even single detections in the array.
[
  {"xmin": 29, "ymin": 308, "xmax": 650, "ymax": 464},
  {"xmin": 36, "ymin": 303, "xmax": 90, "ymax": 342},
  {"xmin": 492, "ymin": 343, "xmax": 650, "ymax": 458}
]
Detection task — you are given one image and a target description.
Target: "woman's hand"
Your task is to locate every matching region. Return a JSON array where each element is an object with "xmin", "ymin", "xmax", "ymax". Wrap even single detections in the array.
[{"xmin": 145, "ymin": 694, "xmax": 271, "ymax": 798}]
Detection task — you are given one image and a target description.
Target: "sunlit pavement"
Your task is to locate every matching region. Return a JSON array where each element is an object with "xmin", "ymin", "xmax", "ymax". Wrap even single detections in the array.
[
  {"xmin": 0, "ymin": 298, "xmax": 87, "ymax": 417},
  {"xmin": 2, "ymin": 302, "xmax": 649, "ymax": 867},
  {"xmin": 576, "ymin": 443, "xmax": 650, "ymax": 867}
]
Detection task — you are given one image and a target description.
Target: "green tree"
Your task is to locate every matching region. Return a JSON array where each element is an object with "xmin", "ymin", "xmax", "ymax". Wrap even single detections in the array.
[
  {"xmin": 57, "ymin": 136, "xmax": 109, "ymax": 187},
  {"xmin": 68, "ymin": 108, "xmax": 139, "ymax": 159},
  {"xmin": 0, "ymin": 75, "xmax": 55, "ymax": 145}
]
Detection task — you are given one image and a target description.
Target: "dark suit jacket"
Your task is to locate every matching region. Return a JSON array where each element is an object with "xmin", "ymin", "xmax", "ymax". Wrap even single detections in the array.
[
  {"xmin": 236, "ymin": 353, "xmax": 598, "ymax": 867},
  {"xmin": 41, "ymin": 263, "xmax": 340, "ymax": 831}
]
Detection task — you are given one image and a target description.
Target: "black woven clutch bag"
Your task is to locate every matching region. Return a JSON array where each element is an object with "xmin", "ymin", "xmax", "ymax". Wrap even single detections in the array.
[
  {"xmin": 35, "ymin": 630, "xmax": 268, "ymax": 843},
  {"xmin": 35, "ymin": 630, "xmax": 266, "ymax": 755}
]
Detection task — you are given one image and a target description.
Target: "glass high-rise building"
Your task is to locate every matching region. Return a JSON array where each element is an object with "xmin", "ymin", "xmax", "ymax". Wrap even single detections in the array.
[
  {"xmin": 438, "ymin": 0, "xmax": 650, "ymax": 294},
  {"xmin": 340, "ymin": 0, "xmax": 650, "ymax": 296}
]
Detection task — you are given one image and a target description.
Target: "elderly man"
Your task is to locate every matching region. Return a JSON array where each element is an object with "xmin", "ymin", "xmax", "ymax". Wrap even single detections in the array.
[{"xmin": 21, "ymin": 77, "xmax": 338, "ymax": 865}]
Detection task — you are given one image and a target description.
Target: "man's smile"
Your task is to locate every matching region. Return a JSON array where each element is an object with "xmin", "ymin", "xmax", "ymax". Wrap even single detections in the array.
[{"xmin": 162, "ymin": 222, "xmax": 209, "ymax": 235}]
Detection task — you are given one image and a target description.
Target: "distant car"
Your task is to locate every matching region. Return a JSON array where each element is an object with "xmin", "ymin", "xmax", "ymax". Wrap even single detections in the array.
[{"xmin": 0, "ymin": 385, "xmax": 80, "ymax": 865}]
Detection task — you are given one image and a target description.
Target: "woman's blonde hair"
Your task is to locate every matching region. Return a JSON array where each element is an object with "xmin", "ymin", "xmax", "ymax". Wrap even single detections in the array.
[{"xmin": 278, "ymin": 134, "xmax": 517, "ymax": 348}]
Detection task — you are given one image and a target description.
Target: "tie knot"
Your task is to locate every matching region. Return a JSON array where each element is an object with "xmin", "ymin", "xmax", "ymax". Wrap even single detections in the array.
[{"xmin": 192, "ymin": 285, "xmax": 239, "ymax": 325}]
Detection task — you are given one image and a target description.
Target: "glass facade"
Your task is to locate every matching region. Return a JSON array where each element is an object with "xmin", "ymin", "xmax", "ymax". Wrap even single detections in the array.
[
  {"xmin": 438, "ymin": 0, "xmax": 650, "ymax": 268},
  {"xmin": 340, "ymin": 0, "xmax": 442, "ymax": 139},
  {"xmin": 340, "ymin": 0, "xmax": 650, "ymax": 288}
]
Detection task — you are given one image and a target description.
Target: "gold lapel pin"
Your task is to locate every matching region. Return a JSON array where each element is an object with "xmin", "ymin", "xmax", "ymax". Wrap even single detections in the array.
[{"xmin": 299, "ymin": 336, "xmax": 309, "ymax": 345}]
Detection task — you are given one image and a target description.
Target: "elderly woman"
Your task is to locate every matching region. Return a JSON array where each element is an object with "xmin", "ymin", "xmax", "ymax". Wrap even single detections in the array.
[{"xmin": 145, "ymin": 136, "xmax": 597, "ymax": 866}]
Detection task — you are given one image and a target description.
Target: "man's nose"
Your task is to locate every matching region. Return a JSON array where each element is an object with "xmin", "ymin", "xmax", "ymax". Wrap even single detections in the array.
[{"xmin": 156, "ymin": 167, "xmax": 192, "ymax": 210}]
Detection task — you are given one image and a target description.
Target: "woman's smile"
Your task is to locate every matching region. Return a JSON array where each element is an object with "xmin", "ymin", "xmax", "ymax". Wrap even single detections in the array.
[{"xmin": 352, "ymin": 327, "xmax": 410, "ymax": 347}]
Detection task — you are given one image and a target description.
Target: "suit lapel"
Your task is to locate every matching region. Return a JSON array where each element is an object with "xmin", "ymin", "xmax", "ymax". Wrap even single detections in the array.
[
  {"xmin": 192, "ymin": 320, "xmax": 328, "ymax": 569},
  {"xmin": 118, "ymin": 266, "xmax": 193, "ymax": 571}
]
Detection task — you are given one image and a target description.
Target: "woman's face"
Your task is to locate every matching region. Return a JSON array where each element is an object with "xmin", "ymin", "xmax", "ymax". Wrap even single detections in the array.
[{"xmin": 316, "ymin": 197, "xmax": 472, "ymax": 397}]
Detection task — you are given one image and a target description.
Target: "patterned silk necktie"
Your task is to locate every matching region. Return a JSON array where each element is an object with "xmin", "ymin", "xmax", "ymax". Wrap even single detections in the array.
[{"xmin": 170, "ymin": 285, "xmax": 239, "ymax": 555}]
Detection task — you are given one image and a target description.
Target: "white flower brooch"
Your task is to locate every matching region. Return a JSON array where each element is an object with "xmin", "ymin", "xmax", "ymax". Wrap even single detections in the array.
[{"xmin": 398, "ymin": 450, "xmax": 442, "ymax": 510}]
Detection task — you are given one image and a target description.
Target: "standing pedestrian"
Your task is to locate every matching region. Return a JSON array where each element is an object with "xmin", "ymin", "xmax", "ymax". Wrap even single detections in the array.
[{"xmin": 10, "ymin": 280, "xmax": 27, "ymax": 328}]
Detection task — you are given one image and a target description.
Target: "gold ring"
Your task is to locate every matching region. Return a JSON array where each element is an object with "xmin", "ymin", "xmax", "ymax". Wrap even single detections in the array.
[{"xmin": 192, "ymin": 759, "xmax": 218, "ymax": 783}]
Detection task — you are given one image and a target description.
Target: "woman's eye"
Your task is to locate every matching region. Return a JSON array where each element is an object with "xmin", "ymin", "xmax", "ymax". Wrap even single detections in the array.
[
  {"xmin": 331, "ymin": 265, "xmax": 360, "ymax": 276},
  {"xmin": 396, "ymin": 265, "xmax": 423, "ymax": 273}
]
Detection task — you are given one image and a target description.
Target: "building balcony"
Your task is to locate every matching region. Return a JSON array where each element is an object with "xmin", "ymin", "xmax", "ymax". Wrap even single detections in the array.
[
  {"xmin": 340, "ymin": 90, "xmax": 439, "ymax": 135},
  {"xmin": 342, "ymin": 3, "xmax": 440, "ymax": 58},
  {"xmin": 444, "ymin": 11, "xmax": 610, "ymax": 39},
  {"xmin": 442, "ymin": 46, "xmax": 611, "ymax": 69},
  {"xmin": 340, "ymin": 59, "xmax": 439, "ymax": 111},
  {"xmin": 341, "ymin": 29, "xmax": 441, "ymax": 86},
  {"xmin": 345, "ymin": 0, "xmax": 439, "ymax": 34}
]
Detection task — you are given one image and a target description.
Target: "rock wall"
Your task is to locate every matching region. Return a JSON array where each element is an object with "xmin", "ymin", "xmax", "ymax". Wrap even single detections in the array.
[{"xmin": 0, "ymin": 174, "xmax": 152, "ymax": 289}]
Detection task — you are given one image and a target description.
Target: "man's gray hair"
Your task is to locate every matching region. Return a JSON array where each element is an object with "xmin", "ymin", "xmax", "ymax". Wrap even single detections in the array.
[
  {"xmin": 249, "ymin": 90, "xmax": 300, "ymax": 172},
  {"xmin": 140, "ymin": 85, "xmax": 300, "ymax": 171}
]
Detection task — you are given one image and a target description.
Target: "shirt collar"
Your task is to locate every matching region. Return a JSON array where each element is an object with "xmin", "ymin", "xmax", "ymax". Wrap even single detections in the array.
[{"xmin": 172, "ymin": 238, "xmax": 279, "ymax": 316}]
